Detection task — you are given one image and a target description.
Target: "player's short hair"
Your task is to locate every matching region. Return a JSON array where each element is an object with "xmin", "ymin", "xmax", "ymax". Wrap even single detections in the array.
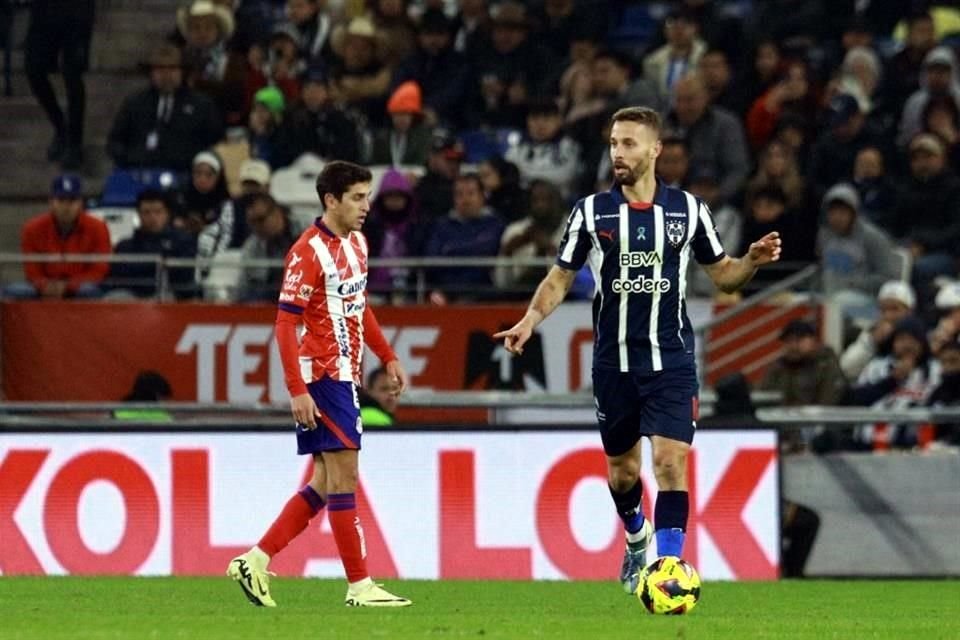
[
  {"xmin": 610, "ymin": 106, "xmax": 662, "ymax": 136},
  {"xmin": 315, "ymin": 161, "xmax": 373, "ymax": 205}
]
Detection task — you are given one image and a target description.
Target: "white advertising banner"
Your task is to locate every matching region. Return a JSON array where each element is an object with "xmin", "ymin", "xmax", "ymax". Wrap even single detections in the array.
[{"xmin": 0, "ymin": 430, "xmax": 779, "ymax": 580}]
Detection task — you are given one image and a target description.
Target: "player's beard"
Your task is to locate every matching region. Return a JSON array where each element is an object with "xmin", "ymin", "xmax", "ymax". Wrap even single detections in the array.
[{"xmin": 613, "ymin": 156, "xmax": 649, "ymax": 187}]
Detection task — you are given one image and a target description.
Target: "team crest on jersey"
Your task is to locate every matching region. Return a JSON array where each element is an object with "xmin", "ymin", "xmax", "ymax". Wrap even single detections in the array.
[{"xmin": 666, "ymin": 221, "xmax": 686, "ymax": 248}]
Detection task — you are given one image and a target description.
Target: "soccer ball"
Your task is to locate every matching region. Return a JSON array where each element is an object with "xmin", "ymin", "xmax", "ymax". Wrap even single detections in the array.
[{"xmin": 637, "ymin": 556, "xmax": 702, "ymax": 615}]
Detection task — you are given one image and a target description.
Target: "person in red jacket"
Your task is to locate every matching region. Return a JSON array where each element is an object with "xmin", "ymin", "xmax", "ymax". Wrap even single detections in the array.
[{"xmin": 5, "ymin": 175, "xmax": 111, "ymax": 299}]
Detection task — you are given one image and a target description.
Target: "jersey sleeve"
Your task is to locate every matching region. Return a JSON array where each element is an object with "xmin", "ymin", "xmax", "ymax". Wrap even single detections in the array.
[
  {"xmin": 555, "ymin": 200, "xmax": 591, "ymax": 271},
  {"xmin": 277, "ymin": 244, "xmax": 321, "ymax": 314},
  {"xmin": 690, "ymin": 200, "xmax": 726, "ymax": 265}
]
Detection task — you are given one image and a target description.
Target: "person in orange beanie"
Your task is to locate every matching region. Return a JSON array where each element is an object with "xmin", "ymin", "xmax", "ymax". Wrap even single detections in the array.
[{"xmin": 369, "ymin": 80, "xmax": 432, "ymax": 166}]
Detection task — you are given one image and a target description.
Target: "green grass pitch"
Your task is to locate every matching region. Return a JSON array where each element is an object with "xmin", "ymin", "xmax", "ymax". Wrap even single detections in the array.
[{"xmin": 2, "ymin": 577, "xmax": 958, "ymax": 639}]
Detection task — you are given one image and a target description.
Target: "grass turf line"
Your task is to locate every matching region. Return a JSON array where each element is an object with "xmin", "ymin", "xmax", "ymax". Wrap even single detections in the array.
[{"xmin": 2, "ymin": 577, "xmax": 958, "ymax": 639}]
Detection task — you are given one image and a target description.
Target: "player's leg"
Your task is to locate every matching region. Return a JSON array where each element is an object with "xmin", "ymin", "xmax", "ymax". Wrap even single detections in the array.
[
  {"xmin": 324, "ymin": 448, "xmax": 411, "ymax": 607},
  {"xmin": 227, "ymin": 454, "xmax": 327, "ymax": 607},
  {"xmin": 649, "ymin": 435, "xmax": 691, "ymax": 557},
  {"xmin": 641, "ymin": 366, "xmax": 698, "ymax": 559},
  {"xmin": 594, "ymin": 368, "xmax": 652, "ymax": 593}
]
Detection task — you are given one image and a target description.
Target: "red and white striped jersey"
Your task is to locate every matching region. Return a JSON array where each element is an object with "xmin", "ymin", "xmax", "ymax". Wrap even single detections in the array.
[{"xmin": 278, "ymin": 220, "xmax": 369, "ymax": 385}]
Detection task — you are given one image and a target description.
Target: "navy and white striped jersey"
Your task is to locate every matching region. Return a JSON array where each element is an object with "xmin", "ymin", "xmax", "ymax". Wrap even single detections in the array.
[{"xmin": 556, "ymin": 182, "xmax": 726, "ymax": 373}]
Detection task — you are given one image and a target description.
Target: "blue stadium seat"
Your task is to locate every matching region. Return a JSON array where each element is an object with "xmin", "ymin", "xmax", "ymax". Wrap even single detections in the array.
[{"xmin": 99, "ymin": 169, "xmax": 181, "ymax": 207}]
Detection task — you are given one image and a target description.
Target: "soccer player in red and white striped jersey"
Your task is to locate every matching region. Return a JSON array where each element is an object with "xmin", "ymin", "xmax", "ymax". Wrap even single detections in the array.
[{"xmin": 228, "ymin": 161, "xmax": 412, "ymax": 608}]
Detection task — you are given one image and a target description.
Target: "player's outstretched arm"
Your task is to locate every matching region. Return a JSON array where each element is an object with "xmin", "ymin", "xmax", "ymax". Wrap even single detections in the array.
[
  {"xmin": 704, "ymin": 231, "xmax": 782, "ymax": 294},
  {"xmin": 494, "ymin": 265, "xmax": 577, "ymax": 355}
]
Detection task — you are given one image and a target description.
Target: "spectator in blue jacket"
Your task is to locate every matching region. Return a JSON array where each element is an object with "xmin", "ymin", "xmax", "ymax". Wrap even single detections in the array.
[
  {"xmin": 424, "ymin": 173, "xmax": 505, "ymax": 302},
  {"xmin": 110, "ymin": 189, "xmax": 197, "ymax": 299}
]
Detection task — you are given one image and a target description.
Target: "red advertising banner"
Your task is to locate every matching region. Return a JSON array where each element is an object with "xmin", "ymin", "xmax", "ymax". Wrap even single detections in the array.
[
  {"xmin": 1, "ymin": 301, "xmax": 552, "ymax": 406},
  {"xmin": 0, "ymin": 432, "xmax": 780, "ymax": 580}
]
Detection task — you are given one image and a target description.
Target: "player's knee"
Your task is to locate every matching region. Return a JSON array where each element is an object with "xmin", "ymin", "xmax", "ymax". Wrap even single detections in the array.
[
  {"xmin": 607, "ymin": 458, "xmax": 640, "ymax": 490},
  {"xmin": 652, "ymin": 449, "xmax": 687, "ymax": 486}
]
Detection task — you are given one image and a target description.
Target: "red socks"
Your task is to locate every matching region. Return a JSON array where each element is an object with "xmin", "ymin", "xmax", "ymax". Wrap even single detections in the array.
[
  {"xmin": 258, "ymin": 485, "xmax": 325, "ymax": 557},
  {"xmin": 327, "ymin": 493, "xmax": 368, "ymax": 583}
]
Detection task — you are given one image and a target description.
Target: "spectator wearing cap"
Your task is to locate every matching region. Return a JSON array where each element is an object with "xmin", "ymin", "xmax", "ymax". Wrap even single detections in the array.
[
  {"xmin": 884, "ymin": 12, "xmax": 936, "ymax": 115},
  {"xmin": 655, "ymin": 137, "xmax": 690, "ymax": 189},
  {"xmin": 414, "ymin": 128, "xmax": 464, "ymax": 220},
  {"xmin": 424, "ymin": 173, "xmax": 505, "ymax": 302},
  {"xmin": 245, "ymin": 22, "xmax": 305, "ymax": 112},
  {"xmin": 841, "ymin": 280, "xmax": 916, "ymax": 380},
  {"xmin": 178, "ymin": 0, "xmax": 248, "ymax": 126},
  {"xmin": 893, "ymin": 133, "xmax": 960, "ymax": 300},
  {"xmin": 238, "ymin": 193, "xmax": 304, "ymax": 302},
  {"xmin": 285, "ymin": 0, "xmax": 333, "ymax": 68},
  {"xmin": 329, "ymin": 15, "xmax": 392, "ymax": 124},
  {"xmin": 643, "ymin": 7, "xmax": 706, "ymax": 105},
  {"xmin": 808, "ymin": 92, "xmax": 886, "ymax": 199},
  {"xmin": 391, "ymin": 9, "xmax": 471, "ymax": 128},
  {"xmin": 759, "ymin": 318, "xmax": 846, "ymax": 452},
  {"xmin": 370, "ymin": 81, "xmax": 431, "ymax": 166},
  {"xmin": 5, "ymin": 175, "xmax": 110, "ymax": 300},
  {"xmin": 929, "ymin": 282, "xmax": 960, "ymax": 356},
  {"xmin": 110, "ymin": 189, "xmax": 197, "ymax": 300},
  {"xmin": 273, "ymin": 67, "xmax": 362, "ymax": 167},
  {"xmin": 107, "ymin": 43, "xmax": 223, "ymax": 173},
  {"xmin": 471, "ymin": 1, "xmax": 560, "ymax": 129},
  {"xmin": 24, "ymin": 0, "xmax": 95, "ymax": 170},
  {"xmin": 504, "ymin": 99, "xmax": 581, "ymax": 199},
  {"xmin": 898, "ymin": 46, "xmax": 960, "ymax": 149},
  {"xmin": 664, "ymin": 72, "xmax": 750, "ymax": 205},
  {"xmin": 365, "ymin": 169, "xmax": 424, "ymax": 303},
  {"xmin": 228, "ymin": 158, "xmax": 273, "ymax": 247},
  {"xmin": 850, "ymin": 315, "xmax": 941, "ymax": 451},
  {"xmin": 246, "ymin": 87, "xmax": 285, "ymax": 168},
  {"xmin": 817, "ymin": 182, "xmax": 900, "ymax": 308}
]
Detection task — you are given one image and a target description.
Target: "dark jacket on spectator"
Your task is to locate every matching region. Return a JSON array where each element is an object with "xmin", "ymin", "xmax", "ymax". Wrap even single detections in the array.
[
  {"xmin": 424, "ymin": 208, "xmax": 505, "ymax": 295},
  {"xmin": 892, "ymin": 169, "xmax": 960, "ymax": 255},
  {"xmin": 758, "ymin": 346, "xmax": 848, "ymax": 407},
  {"xmin": 273, "ymin": 103, "xmax": 361, "ymax": 167},
  {"xmin": 392, "ymin": 46, "xmax": 472, "ymax": 128},
  {"xmin": 107, "ymin": 86, "xmax": 223, "ymax": 172},
  {"xmin": 111, "ymin": 227, "xmax": 197, "ymax": 299}
]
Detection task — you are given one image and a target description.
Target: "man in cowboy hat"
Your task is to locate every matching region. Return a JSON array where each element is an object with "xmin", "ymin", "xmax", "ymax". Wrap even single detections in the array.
[
  {"xmin": 329, "ymin": 15, "xmax": 392, "ymax": 123},
  {"xmin": 177, "ymin": 0, "xmax": 248, "ymax": 125},
  {"xmin": 107, "ymin": 43, "xmax": 223, "ymax": 173}
]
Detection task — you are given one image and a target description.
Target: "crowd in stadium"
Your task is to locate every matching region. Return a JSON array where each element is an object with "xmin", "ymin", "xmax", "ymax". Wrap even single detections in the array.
[{"xmin": 6, "ymin": 0, "xmax": 960, "ymax": 449}]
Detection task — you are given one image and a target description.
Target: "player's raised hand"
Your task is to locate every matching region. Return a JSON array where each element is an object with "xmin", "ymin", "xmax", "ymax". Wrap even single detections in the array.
[
  {"xmin": 385, "ymin": 359, "xmax": 409, "ymax": 395},
  {"xmin": 493, "ymin": 319, "xmax": 535, "ymax": 356},
  {"xmin": 291, "ymin": 393, "xmax": 322, "ymax": 430},
  {"xmin": 748, "ymin": 231, "xmax": 782, "ymax": 266}
]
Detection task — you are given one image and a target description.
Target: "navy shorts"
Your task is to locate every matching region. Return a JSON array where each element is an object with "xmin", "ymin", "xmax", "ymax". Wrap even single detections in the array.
[
  {"xmin": 593, "ymin": 366, "xmax": 699, "ymax": 456},
  {"xmin": 296, "ymin": 376, "xmax": 362, "ymax": 455}
]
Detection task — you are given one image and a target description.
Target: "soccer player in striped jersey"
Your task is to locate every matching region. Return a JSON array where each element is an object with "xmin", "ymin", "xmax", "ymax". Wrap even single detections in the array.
[
  {"xmin": 228, "ymin": 161, "xmax": 412, "ymax": 608},
  {"xmin": 495, "ymin": 106, "xmax": 781, "ymax": 594}
]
